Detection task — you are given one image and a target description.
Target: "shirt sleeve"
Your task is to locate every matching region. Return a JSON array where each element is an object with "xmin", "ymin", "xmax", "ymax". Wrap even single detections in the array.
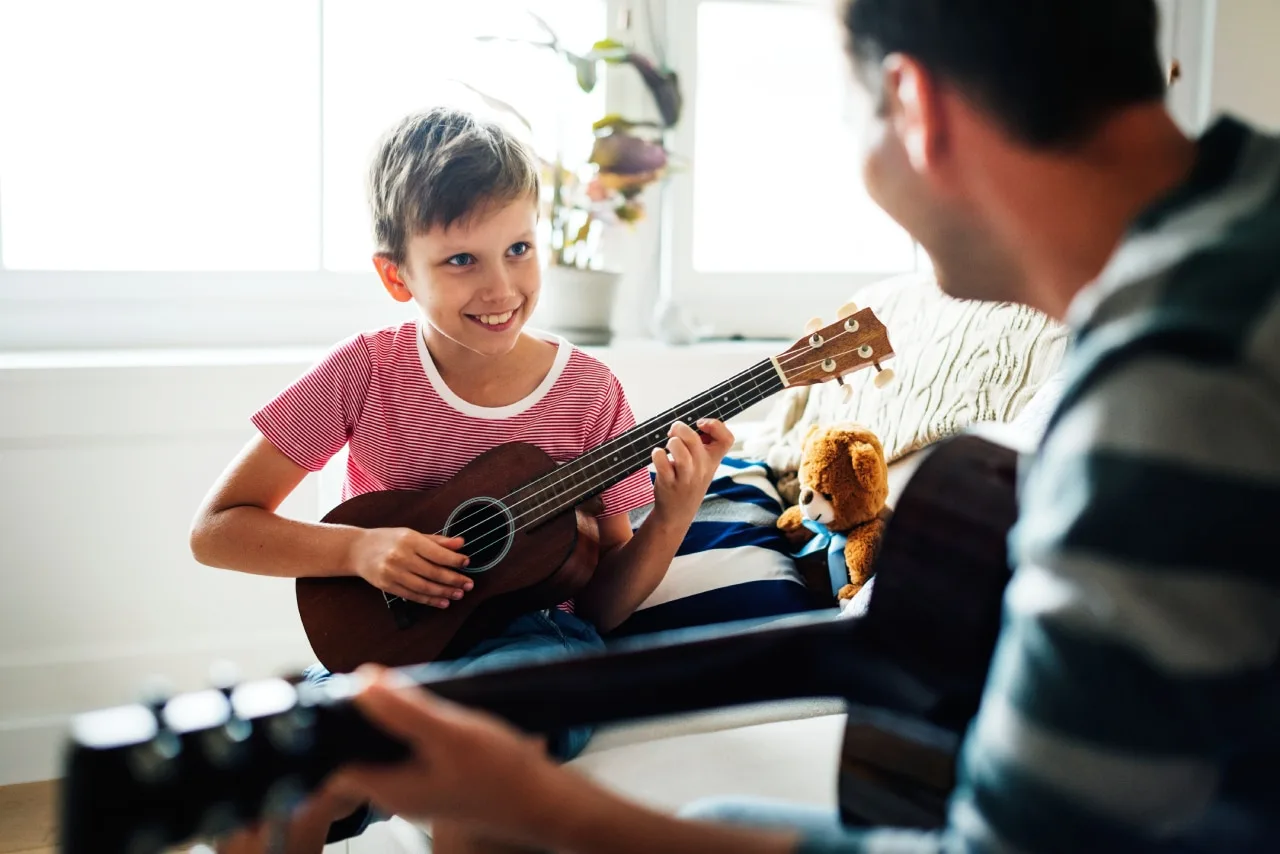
[
  {"xmin": 588, "ymin": 373, "xmax": 656, "ymax": 518},
  {"xmin": 250, "ymin": 333, "xmax": 372, "ymax": 472}
]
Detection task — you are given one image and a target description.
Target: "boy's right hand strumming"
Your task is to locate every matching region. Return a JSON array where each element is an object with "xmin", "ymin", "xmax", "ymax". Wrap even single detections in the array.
[{"xmin": 347, "ymin": 529, "xmax": 473, "ymax": 609}]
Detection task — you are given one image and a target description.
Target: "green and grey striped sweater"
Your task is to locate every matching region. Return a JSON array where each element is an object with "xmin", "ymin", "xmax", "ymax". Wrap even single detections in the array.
[{"xmin": 823, "ymin": 115, "xmax": 1280, "ymax": 853}]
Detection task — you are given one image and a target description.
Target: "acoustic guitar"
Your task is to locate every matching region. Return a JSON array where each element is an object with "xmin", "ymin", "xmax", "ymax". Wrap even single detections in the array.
[
  {"xmin": 300, "ymin": 306, "xmax": 896, "ymax": 674},
  {"xmin": 59, "ymin": 433, "xmax": 1019, "ymax": 854}
]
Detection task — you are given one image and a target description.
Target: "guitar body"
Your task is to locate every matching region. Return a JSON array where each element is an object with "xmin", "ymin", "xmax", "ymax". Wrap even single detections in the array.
[
  {"xmin": 297, "ymin": 441, "xmax": 601, "ymax": 674},
  {"xmin": 59, "ymin": 434, "xmax": 1022, "ymax": 854}
]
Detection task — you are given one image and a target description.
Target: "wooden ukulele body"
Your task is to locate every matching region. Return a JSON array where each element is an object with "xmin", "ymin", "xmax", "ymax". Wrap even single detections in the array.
[{"xmin": 297, "ymin": 442, "xmax": 601, "ymax": 674}]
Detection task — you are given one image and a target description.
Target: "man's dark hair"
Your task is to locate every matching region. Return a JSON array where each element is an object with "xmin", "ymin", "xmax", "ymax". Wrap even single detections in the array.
[{"xmin": 841, "ymin": 0, "xmax": 1168, "ymax": 148}]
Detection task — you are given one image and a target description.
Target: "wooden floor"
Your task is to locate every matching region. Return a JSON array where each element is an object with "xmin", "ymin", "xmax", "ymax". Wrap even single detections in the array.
[{"xmin": 0, "ymin": 780, "xmax": 57, "ymax": 854}]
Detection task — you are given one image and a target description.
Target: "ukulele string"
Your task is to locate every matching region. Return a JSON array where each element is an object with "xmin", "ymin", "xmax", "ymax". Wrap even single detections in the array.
[
  {"xmin": 439, "ymin": 328, "xmax": 873, "ymax": 553},
  {"xmin": 456, "ymin": 323, "xmax": 871, "ymax": 542},
  {"xmin": 446, "ymin": 329, "xmax": 875, "ymax": 557}
]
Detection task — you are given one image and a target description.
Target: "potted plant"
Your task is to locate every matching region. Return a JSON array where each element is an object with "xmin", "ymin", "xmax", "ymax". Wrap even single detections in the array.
[{"xmin": 477, "ymin": 14, "xmax": 681, "ymax": 344}]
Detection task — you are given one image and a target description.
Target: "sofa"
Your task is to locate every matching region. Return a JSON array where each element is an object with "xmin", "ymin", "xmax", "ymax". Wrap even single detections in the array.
[{"xmin": 333, "ymin": 272, "xmax": 1071, "ymax": 852}]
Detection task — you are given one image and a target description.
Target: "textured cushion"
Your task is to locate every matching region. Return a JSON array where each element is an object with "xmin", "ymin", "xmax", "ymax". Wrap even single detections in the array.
[
  {"xmin": 742, "ymin": 272, "xmax": 1069, "ymax": 476},
  {"xmin": 611, "ymin": 457, "xmax": 818, "ymax": 637}
]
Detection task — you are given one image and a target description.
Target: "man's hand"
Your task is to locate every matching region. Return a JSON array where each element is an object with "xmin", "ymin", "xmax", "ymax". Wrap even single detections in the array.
[
  {"xmin": 347, "ymin": 528, "xmax": 474, "ymax": 609},
  {"xmin": 322, "ymin": 666, "xmax": 569, "ymax": 844},
  {"xmin": 650, "ymin": 419, "xmax": 734, "ymax": 525}
]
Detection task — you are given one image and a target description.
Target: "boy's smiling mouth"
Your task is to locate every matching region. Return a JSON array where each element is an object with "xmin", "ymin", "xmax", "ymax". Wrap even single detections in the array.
[{"xmin": 467, "ymin": 309, "xmax": 517, "ymax": 330}]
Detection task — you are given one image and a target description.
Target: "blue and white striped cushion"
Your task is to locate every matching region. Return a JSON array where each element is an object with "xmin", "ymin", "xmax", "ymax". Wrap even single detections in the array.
[{"xmin": 610, "ymin": 456, "xmax": 818, "ymax": 637}]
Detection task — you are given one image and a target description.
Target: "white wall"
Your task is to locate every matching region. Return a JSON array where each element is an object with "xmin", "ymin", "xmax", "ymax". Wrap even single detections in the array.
[
  {"xmin": 1208, "ymin": 0, "xmax": 1280, "ymax": 130},
  {"xmin": 0, "ymin": 340, "xmax": 780, "ymax": 786}
]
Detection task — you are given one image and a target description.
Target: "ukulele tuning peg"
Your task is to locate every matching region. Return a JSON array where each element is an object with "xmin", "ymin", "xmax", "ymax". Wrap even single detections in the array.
[
  {"xmin": 840, "ymin": 383, "xmax": 855, "ymax": 403},
  {"xmin": 837, "ymin": 301, "xmax": 859, "ymax": 319},
  {"xmin": 803, "ymin": 316, "xmax": 824, "ymax": 335},
  {"xmin": 873, "ymin": 367, "xmax": 896, "ymax": 389}
]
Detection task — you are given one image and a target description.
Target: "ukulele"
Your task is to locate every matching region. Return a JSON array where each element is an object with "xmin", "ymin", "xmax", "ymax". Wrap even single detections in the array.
[
  {"xmin": 299, "ymin": 305, "xmax": 896, "ymax": 674},
  {"xmin": 59, "ymin": 433, "xmax": 1019, "ymax": 854}
]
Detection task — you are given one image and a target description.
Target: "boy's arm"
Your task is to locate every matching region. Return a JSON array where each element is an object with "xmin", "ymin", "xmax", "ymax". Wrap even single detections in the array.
[
  {"xmin": 575, "ymin": 419, "xmax": 733, "ymax": 633},
  {"xmin": 190, "ymin": 434, "xmax": 471, "ymax": 609}
]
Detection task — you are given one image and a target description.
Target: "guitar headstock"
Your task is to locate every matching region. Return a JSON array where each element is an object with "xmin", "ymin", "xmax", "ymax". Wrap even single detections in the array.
[
  {"xmin": 771, "ymin": 302, "xmax": 896, "ymax": 392},
  {"xmin": 58, "ymin": 668, "xmax": 408, "ymax": 854}
]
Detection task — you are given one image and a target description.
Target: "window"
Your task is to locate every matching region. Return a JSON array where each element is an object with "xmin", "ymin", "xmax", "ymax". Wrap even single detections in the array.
[
  {"xmin": 0, "ymin": 0, "xmax": 610, "ymax": 349},
  {"xmin": 665, "ymin": 0, "xmax": 922, "ymax": 340},
  {"xmin": 662, "ymin": 0, "xmax": 1214, "ymax": 340}
]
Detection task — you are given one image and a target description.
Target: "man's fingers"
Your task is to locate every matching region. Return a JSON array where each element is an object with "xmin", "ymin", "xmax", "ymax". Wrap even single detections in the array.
[{"xmin": 350, "ymin": 668, "xmax": 445, "ymax": 745}]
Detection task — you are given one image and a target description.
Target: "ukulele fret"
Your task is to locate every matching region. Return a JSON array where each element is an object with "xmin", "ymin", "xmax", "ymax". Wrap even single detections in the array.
[{"xmin": 510, "ymin": 361, "xmax": 785, "ymax": 527}]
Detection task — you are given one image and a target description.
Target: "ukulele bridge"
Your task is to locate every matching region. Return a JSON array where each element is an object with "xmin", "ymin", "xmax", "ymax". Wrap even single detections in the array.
[{"xmin": 444, "ymin": 496, "xmax": 516, "ymax": 573}]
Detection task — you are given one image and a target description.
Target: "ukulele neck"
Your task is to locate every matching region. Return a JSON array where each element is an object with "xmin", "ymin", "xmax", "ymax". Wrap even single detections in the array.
[{"xmin": 513, "ymin": 359, "xmax": 786, "ymax": 526}]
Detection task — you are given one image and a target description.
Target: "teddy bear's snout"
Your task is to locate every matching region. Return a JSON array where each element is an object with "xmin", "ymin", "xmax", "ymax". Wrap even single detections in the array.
[{"xmin": 799, "ymin": 488, "xmax": 814, "ymax": 505}]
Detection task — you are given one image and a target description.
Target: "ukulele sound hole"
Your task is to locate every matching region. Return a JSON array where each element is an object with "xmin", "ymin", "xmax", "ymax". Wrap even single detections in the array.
[{"xmin": 444, "ymin": 497, "xmax": 515, "ymax": 573}]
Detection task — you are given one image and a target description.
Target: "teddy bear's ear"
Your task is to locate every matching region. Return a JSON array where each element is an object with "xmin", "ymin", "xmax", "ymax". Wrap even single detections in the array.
[{"xmin": 802, "ymin": 423, "xmax": 822, "ymax": 445}]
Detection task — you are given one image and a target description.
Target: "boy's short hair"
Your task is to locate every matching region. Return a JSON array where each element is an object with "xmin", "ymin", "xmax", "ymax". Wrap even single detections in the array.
[
  {"xmin": 367, "ymin": 106, "xmax": 540, "ymax": 263},
  {"xmin": 840, "ymin": 0, "xmax": 1167, "ymax": 149}
]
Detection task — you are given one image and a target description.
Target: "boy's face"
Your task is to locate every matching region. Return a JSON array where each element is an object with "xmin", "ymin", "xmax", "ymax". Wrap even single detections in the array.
[{"xmin": 376, "ymin": 196, "xmax": 541, "ymax": 358}]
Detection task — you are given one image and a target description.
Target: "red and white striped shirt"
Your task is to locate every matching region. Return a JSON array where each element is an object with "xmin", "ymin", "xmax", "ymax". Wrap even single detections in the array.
[{"xmin": 252, "ymin": 320, "xmax": 655, "ymax": 520}]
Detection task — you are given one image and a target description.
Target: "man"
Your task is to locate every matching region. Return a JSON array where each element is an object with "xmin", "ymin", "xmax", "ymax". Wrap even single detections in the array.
[{"xmin": 297, "ymin": 1, "xmax": 1280, "ymax": 851}]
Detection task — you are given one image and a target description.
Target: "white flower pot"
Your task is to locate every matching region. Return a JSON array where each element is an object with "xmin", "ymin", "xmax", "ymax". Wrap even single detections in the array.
[{"xmin": 534, "ymin": 265, "xmax": 621, "ymax": 345}]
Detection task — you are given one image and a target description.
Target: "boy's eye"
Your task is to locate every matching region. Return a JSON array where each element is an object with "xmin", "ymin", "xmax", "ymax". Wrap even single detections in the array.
[
  {"xmin": 446, "ymin": 253, "xmax": 475, "ymax": 267},
  {"xmin": 508, "ymin": 241, "xmax": 531, "ymax": 257}
]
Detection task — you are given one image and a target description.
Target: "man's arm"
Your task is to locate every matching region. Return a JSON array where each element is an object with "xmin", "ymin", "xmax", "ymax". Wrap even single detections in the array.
[{"xmin": 326, "ymin": 667, "xmax": 802, "ymax": 854}]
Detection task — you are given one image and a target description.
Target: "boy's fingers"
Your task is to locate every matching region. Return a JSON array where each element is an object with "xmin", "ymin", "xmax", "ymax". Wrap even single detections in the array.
[
  {"xmin": 666, "ymin": 434, "xmax": 693, "ymax": 473},
  {"xmin": 696, "ymin": 418, "xmax": 734, "ymax": 446},
  {"xmin": 651, "ymin": 446, "xmax": 674, "ymax": 482},
  {"xmin": 414, "ymin": 541, "xmax": 471, "ymax": 571}
]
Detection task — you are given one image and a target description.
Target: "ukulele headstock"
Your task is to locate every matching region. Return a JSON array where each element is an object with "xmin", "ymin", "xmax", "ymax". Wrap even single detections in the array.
[{"xmin": 771, "ymin": 302, "xmax": 896, "ymax": 392}]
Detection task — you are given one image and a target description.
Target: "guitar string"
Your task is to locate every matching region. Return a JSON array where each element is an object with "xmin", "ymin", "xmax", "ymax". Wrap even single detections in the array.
[
  {"xmin": 432, "ymin": 326, "xmax": 881, "ymax": 564},
  {"xmin": 428, "ymin": 326, "xmax": 878, "ymax": 559},
  {"xmin": 436, "ymin": 328, "xmax": 870, "ymax": 551}
]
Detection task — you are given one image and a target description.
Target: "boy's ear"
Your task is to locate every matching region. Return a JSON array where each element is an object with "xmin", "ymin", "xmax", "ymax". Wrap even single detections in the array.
[{"xmin": 373, "ymin": 255, "xmax": 413, "ymax": 303}]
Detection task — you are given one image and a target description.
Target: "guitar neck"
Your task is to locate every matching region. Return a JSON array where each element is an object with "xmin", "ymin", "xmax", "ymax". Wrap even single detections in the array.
[{"xmin": 512, "ymin": 359, "xmax": 786, "ymax": 526}]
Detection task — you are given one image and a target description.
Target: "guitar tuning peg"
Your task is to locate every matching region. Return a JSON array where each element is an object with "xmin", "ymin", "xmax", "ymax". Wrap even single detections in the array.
[
  {"xmin": 803, "ymin": 316, "xmax": 824, "ymax": 335},
  {"xmin": 837, "ymin": 301, "xmax": 859, "ymax": 319},
  {"xmin": 873, "ymin": 367, "xmax": 896, "ymax": 389},
  {"xmin": 208, "ymin": 659, "xmax": 240, "ymax": 697}
]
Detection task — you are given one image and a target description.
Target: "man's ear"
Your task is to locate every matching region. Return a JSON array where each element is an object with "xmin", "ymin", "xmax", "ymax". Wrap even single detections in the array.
[
  {"xmin": 881, "ymin": 53, "xmax": 947, "ymax": 176},
  {"xmin": 373, "ymin": 255, "xmax": 414, "ymax": 303}
]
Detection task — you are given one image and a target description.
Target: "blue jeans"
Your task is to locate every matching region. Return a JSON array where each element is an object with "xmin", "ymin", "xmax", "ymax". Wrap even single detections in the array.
[
  {"xmin": 680, "ymin": 797, "xmax": 871, "ymax": 853},
  {"xmin": 303, "ymin": 607, "xmax": 604, "ymax": 841}
]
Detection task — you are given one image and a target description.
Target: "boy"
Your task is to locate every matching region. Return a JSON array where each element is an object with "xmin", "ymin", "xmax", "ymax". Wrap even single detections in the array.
[{"xmin": 190, "ymin": 106, "xmax": 733, "ymax": 852}]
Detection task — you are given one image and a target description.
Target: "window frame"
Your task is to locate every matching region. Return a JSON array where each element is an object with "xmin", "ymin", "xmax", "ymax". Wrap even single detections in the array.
[
  {"xmin": 657, "ymin": 0, "xmax": 1215, "ymax": 341},
  {"xmin": 0, "ymin": 0, "xmax": 630, "ymax": 352}
]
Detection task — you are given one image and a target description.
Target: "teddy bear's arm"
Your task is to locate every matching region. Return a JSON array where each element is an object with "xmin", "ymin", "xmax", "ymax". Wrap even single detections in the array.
[
  {"xmin": 838, "ymin": 516, "xmax": 888, "ymax": 599},
  {"xmin": 776, "ymin": 505, "xmax": 816, "ymax": 546}
]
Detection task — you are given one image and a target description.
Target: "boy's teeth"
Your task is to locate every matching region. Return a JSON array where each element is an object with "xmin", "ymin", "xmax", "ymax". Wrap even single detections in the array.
[{"xmin": 477, "ymin": 311, "xmax": 514, "ymax": 325}]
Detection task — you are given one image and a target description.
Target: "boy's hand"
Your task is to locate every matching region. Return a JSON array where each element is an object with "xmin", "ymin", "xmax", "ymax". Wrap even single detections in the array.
[
  {"xmin": 650, "ymin": 419, "xmax": 734, "ymax": 526},
  {"xmin": 347, "ymin": 528, "xmax": 473, "ymax": 608}
]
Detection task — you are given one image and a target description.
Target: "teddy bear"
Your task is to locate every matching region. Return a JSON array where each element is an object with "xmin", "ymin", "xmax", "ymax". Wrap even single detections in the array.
[{"xmin": 776, "ymin": 423, "xmax": 890, "ymax": 604}]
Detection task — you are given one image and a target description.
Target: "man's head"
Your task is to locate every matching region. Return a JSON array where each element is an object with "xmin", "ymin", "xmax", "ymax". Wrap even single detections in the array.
[
  {"xmin": 839, "ymin": 0, "xmax": 1168, "ymax": 304},
  {"xmin": 368, "ymin": 107, "xmax": 542, "ymax": 356}
]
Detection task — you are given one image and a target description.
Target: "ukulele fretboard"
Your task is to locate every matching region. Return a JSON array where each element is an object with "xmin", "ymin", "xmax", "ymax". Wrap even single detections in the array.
[{"xmin": 508, "ymin": 359, "xmax": 785, "ymax": 528}]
